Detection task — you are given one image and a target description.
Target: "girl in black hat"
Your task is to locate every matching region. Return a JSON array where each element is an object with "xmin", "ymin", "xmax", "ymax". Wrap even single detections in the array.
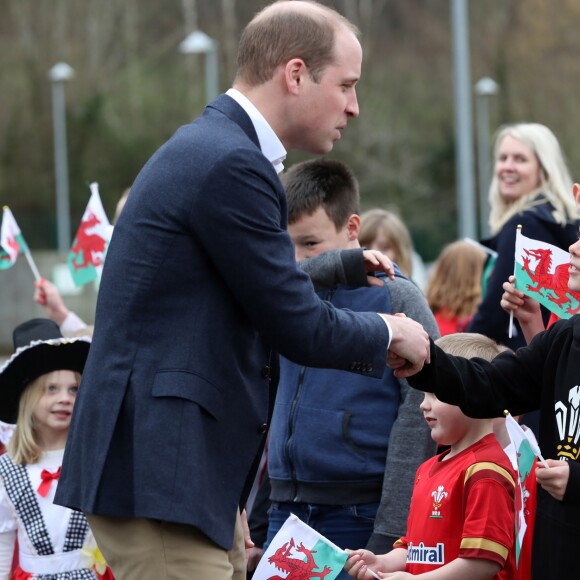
[{"xmin": 0, "ymin": 318, "xmax": 112, "ymax": 579}]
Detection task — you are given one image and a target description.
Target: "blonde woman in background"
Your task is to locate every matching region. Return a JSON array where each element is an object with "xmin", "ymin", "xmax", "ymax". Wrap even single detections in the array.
[
  {"xmin": 467, "ymin": 122, "xmax": 580, "ymax": 350},
  {"xmin": 426, "ymin": 240, "xmax": 487, "ymax": 336},
  {"xmin": 359, "ymin": 208, "xmax": 428, "ymax": 289}
]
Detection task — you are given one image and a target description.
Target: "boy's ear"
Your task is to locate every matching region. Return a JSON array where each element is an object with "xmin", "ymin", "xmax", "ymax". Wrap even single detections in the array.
[{"xmin": 346, "ymin": 214, "xmax": 361, "ymax": 241}]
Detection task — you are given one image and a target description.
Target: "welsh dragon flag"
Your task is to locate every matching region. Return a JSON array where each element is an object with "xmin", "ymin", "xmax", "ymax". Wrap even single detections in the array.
[
  {"xmin": 504, "ymin": 413, "xmax": 542, "ymax": 570},
  {"xmin": 514, "ymin": 228, "xmax": 580, "ymax": 319},
  {"xmin": 253, "ymin": 514, "xmax": 349, "ymax": 580},
  {"xmin": 68, "ymin": 183, "xmax": 112, "ymax": 287},
  {"xmin": 0, "ymin": 206, "xmax": 28, "ymax": 270}
]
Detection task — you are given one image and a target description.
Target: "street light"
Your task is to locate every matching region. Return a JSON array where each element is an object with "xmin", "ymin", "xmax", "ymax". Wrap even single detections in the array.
[
  {"xmin": 474, "ymin": 76, "xmax": 499, "ymax": 238},
  {"xmin": 451, "ymin": 0, "xmax": 477, "ymax": 240},
  {"xmin": 48, "ymin": 62, "xmax": 75, "ymax": 253},
  {"xmin": 179, "ymin": 30, "xmax": 219, "ymax": 104}
]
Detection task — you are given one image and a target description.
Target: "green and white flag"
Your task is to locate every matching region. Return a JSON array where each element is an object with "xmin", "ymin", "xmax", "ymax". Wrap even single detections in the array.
[
  {"xmin": 68, "ymin": 182, "xmax": 112, "ymax": 287},
  {"xmin": 504, "ymin": 413, "xmax": 544, "ymax": 566},
  {"xmin": 253, "ymin": 514, "xmax": 349, "ymax": 580},
  {"xmin": 514, "ymin": 228, "xmax": 580, "ymax": 318},
  {"xmin": 0, "ymin": 206, "xmax": 28, "ymax": 270}
]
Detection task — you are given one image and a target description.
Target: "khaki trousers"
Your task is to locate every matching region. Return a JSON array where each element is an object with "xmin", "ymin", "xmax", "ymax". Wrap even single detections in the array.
[{"xmin": 87, "ymin": 511, "xmax": 246, "ymax": 580}]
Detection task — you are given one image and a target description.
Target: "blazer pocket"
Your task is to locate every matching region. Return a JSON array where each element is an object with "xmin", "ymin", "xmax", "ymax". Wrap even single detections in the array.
[{"xmin": 152, "ymin": 370, "xmax": 224, "ymax": 420}]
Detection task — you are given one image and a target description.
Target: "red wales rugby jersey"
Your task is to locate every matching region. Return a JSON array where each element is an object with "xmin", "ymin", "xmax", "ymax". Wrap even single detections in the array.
[{"xmin": 394, "ymin": 434, "xmax": 517, "ymax": 579}]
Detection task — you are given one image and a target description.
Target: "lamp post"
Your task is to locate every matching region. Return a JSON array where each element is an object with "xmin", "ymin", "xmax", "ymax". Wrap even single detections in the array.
[
  {"xmin": 474, "ymin": 77, "xmax": 499, "ymax": 239},
  {"xmin": 179, "ymin": 30, "xmax": 219, "ymax": 104},
  {"xmin": 451, "ymin": 0, "xmax": 477, "ymax": 240},
  {"xmin": 48, "ymin": 62, "xmax": 75, "ymax": 253}
]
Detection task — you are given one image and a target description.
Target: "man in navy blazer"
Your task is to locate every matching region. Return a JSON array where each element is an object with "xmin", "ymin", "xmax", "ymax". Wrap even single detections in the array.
[{"xmin": 55, "ymin": 2, "xmax": 430, "ymax": 579}]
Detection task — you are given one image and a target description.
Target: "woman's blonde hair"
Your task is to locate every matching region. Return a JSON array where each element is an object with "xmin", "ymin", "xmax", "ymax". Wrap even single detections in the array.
[
  {"xmin": 426, "ymin": 241, "xmax": 487, "ymax": 318},
  {"xmin": 488, "ymin": 123, "xmax": 577, "ymax": 234},
  {"xmin": 359, "ymin": 208, "xmax": 414, "ymax": 277},
  {"xmin": 7, "ymin": 370, "xmax": 80, "ymax": 465}
]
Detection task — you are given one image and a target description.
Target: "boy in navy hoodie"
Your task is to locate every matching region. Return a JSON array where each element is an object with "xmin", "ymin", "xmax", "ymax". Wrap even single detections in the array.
[{"xmin": 264, "ymin": 159, "xmax": 439, "ymax": 577}]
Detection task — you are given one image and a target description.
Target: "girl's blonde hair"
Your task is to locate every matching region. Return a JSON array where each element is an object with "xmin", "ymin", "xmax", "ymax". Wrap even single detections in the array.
[
  {"xmin": 488, "ymin": 123, "xmax": 577, "ymax": 234},
  {"xmin": 359, "ymin": 208, "xmax": 414, "ymax": 277},
  {"xmin": 7, "ymin": 370, "xmax": 80, "ymax": 465},
  {"xmin": 426, "ymin": 241, "xmax": 487, "ymax": 319}
]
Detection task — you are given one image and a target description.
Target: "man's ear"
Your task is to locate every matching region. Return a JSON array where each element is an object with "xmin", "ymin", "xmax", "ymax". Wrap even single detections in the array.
[
  {"xmin": 573, "ymin": 183, "xmax": 580, "ymax": 210},
  {"xmin": 346, "ymin": 214, "xmax": 361, "ymax": 241},
  {"xmin": 284, "ymin": 58, "xmax": 308, "ymax": 96}
]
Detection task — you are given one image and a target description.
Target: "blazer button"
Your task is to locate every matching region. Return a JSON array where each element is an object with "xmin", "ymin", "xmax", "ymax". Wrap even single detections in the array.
[
  {"xmin": 257, "ymin": 423, "xmax": 268, "ymax": 434},
  {"xmin": 261, "ymin": 366, "xmax": 271, "ymax": 380}
]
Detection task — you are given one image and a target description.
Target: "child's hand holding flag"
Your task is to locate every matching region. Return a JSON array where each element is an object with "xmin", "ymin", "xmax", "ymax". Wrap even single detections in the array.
[
  {"xmin": 535, "ymin": 459, "xmax": 570, "ymax": 502},
  {"xmin": 514, "ymin": 227, "xmax": 580, "ymax": 320}
]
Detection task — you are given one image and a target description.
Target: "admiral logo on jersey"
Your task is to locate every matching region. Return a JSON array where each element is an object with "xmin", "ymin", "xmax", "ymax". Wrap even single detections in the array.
[{"xmin": 406, "ymin": 542, "xmax": 445, "ymax": 565}]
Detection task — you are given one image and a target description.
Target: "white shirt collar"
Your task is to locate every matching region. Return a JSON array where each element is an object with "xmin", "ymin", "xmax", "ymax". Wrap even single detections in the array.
[{"xmin": 226, "ymin": 88, "xmax": 287, "ymax": 174}]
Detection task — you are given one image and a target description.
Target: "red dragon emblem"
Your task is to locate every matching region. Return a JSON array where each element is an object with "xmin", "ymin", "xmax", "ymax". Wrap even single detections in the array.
[
  {"xmin": 0, "ymin": 235, "xmax": 19, "ymax": 263},
  {"xmin": 522, "ymin": 247, "xmax": 580, "ymax": 315},
  {"xmin": 70, "ymin": 211, "xmax": 107, "ymax": 270},
  {"xmin": 266, "ymin": 538, "xmax": 333, "ymax": 580}
]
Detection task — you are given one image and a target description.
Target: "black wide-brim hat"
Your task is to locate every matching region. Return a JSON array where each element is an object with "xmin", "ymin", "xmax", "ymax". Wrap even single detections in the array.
[{"xmin": 0, "ymin": 318, "xmax": 91, "ymax": 424}]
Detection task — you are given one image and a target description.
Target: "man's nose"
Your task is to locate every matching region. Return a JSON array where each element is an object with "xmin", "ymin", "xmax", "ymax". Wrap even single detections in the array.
[{"xmin": 347, "ymin": 90, "xmax": 359, "ymax": 118}]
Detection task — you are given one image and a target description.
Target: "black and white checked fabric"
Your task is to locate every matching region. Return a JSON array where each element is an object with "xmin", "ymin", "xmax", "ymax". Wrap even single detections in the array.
[
  {"xmin": 33, "ymin": 570, "xmax": 96, "ymax": 579},
  {"xmin": 0, "ymin": 454, "xmax": 97, "ymax": 579},
  {"xmin": 63, "ymin": 509, "xmax": 89, "ymax": 552},
  {"xmin": 0, "ymin": 453, "xmax": 54, "ymax": 555}
]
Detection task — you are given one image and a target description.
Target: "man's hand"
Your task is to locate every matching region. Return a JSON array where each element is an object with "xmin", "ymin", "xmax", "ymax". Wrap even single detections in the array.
[
  {"xmin": 240, "ymin": 509, "xmax": 255, "ymax": 553},
  {"xmin": 362, "ymin": 250, "xmax": 395, "ymax": 286},
  {"xmin": 382, "ymin": 313, "xmax": 430, "ymax": 378},
  {"xmin": 536, "ymin": 459, "xmax": 570, "ymax": 501}
]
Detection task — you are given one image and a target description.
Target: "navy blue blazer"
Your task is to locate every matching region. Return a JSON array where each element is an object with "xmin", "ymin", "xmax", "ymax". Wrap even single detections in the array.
[{"xmin": 55, "ymin": 95, "xmax": 390, "ymax": 550}]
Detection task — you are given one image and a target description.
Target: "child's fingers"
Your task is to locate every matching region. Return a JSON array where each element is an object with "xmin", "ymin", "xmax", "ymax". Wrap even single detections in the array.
[
  {"xmin": 344, "ymin": 551, "xmax": 359, "ymax": 572},
  {"xmin": 501, "ymin": 280, "xmax": 523, "ymax": 299},
  {"xmin": 345, "ymin": 552, "xmax": 366, "ymax": 575}
]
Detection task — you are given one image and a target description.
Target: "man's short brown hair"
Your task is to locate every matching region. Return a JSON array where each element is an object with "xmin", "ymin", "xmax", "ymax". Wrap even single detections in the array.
[{"xmin": 236, "ymin": 0, "xmax": 359, "ymax": 86}]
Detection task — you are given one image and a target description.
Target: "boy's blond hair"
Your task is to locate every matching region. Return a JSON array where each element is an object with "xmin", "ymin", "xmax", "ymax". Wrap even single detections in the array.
[
  {"xmin": 8, "ymin": 370, "xmax": 81, "ymax": 465},
  {"xmin": 435, "ymin": 332, "xmax": 511, "ymax": 362}
]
